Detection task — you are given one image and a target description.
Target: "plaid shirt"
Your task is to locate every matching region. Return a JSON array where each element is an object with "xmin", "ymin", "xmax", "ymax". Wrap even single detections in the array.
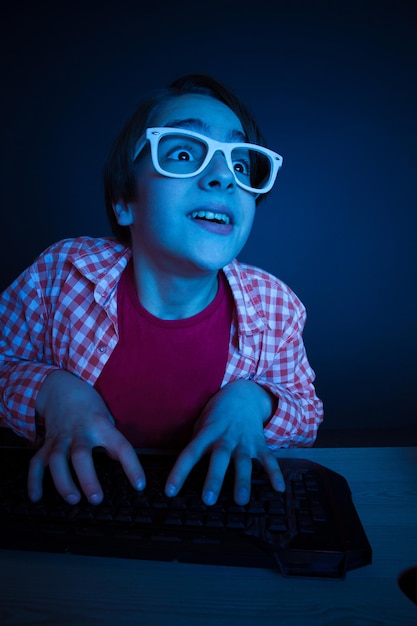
[{"xmin": 0, "ymin": 237, "xmax": 323, "ymax": 446}]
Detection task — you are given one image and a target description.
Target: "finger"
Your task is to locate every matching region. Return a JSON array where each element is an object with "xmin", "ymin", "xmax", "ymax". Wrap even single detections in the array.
[
  {"xmin": 232, "ymin": 449, "xmax": 253, "ymax": 505},
  {"xmin": 165, "ymin": 437, "xmax": 209, "ymax": 497},
  {"xmin": 201, "ymin": 444, "xmax": 233, "ymax": 505},
  {"xmin": 27, "ymin": 450, "xmax": 47, "ymax": 502},
  {"xmin": 259, "ymin": 451, "xmax": 285, "ymax": 492},
  {"xmin": 47, "ymin": 442, "xmax": 83, "ymax": 504},
  {"xmin": 28, "ymin": 443, "xmax": 80, "ymax": 503},
  {"xmin": 70, "ymin": 443, "xmax": 104, "ymax": 504},
  {"xmin": 106, "ymin": 435, "xmax": 146, "ymax": 491}
]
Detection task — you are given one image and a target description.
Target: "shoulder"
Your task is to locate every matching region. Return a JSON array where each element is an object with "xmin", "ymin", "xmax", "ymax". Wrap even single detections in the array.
[
  {"xmin": 38, "ymin": 236, "xmax": 127, "ymax": 262},
  {"xmin": 26, "ymin": 236, "xmax": 130, "ymax": 289},
  {"xmin": 223, "ymin": 259, "xmax": 306, "ymax": 332},
  {"xmin": 224, "ymin": 259, "xmax": 305, "ymax": 311}
]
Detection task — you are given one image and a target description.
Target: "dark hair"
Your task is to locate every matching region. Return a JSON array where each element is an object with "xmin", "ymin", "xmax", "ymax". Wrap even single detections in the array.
[{"xmin": 103, "ymin": 74, "xmax": 269, "ymax": 245}]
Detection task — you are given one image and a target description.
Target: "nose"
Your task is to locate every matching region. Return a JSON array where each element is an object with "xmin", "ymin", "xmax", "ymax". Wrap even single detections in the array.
[{"xmin": 198, "ymin": 151, "xmax": 236, "ymax": 192}]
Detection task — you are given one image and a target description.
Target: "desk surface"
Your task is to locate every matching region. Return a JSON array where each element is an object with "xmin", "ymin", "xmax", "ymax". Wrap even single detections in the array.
[{"xmin": 1, "ymin": 446, "xmax": 416, "ymax": 625}]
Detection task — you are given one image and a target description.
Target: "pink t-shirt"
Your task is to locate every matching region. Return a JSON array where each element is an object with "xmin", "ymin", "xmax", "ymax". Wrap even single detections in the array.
[{"xmin": 95, "ymin": 261, "xmax": 234, "ymax": 448}]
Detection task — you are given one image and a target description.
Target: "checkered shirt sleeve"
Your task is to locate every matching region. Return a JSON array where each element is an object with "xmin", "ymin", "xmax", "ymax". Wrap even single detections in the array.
[
  {"xmin": 0, "ymin": 238, "xmax": 126, "ymax": 442},
  {"xmin": 223, "ymin": 261, "xmax": 323, "ymax": 448}
]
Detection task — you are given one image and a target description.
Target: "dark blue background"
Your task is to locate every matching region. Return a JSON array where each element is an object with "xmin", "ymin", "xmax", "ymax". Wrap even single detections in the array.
[{"xmin": 1, "ymin": 0, "xmax": 416, "ymax": 433}]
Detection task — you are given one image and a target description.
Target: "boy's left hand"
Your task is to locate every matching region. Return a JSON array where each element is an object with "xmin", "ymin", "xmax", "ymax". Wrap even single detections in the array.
[{"xmin": 165, "ymin": 380, "xmax": 285, "ymax": 505}]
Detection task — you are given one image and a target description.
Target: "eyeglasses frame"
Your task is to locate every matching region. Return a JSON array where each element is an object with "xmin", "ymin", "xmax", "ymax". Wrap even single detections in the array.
[{"xmin": 133, "ymin": 127, "xmax": 283, "ymax": 194}]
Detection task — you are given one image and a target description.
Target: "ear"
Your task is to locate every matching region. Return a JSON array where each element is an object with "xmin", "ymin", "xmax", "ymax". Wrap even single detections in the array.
[{"xmin": 113, "ymin": 201, "xmax": 134, "ymax": 226}]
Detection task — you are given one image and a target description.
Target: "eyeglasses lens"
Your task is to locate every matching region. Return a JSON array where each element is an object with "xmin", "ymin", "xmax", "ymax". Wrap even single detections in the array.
[
  {"xmin": 232, "ymin": 148, "xmax": 271, "ymax": 190},
  {"xmin": 158, "ymin": 135, "xmax": 207, "ymax": 174}
]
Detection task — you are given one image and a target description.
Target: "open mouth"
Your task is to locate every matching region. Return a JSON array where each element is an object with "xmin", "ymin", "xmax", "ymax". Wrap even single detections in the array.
[{"xmin": 189, "ymin": 210, "xmax": 231, "ymax": 225}]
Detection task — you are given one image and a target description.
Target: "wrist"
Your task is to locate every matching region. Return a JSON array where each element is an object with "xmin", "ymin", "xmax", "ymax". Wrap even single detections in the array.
[
  {"xmin": 229, "ymin": 379, "xmax": 277, "ymax": 425},
  {"xmin": 35, "ymin": 369, "xmax": 61, "ymax": 416},
  {"xmin": 255, "ymin": 384, "xmax": 278, "ymax": 425}
]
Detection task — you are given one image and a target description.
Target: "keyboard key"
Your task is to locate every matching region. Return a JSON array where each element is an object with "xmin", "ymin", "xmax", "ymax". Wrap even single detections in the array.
[
  {"xmin": 164, "ymin": 512, "xmax": 183, "ymax": 526},
  {"xmin": 184, "ymin": 512, "xmax": 204, "ymax": 526},
  {"xmin": 267, "ymin": 516, "xmax": 288, "ymax": 532},
  {"xmin": 113, "ymin": 508, "xmax": 131, "ymax": 522},
  {"xmin": 225, "ymin": 514, "xmax": 246, "ymax": 529},
  {"xmin": 134, "ymin": 506, "xmax": 154, "ymax": 522},
  {"xmin": 205, "ymin": 512, "xmax": 224, "ymax": 528}
]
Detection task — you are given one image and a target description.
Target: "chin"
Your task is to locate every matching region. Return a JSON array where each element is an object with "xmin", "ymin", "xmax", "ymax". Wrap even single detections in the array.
[
  {"xmin": 194, "ymin": 251, "xmax": 237, "ymax": 273},
  {"xmin": 193, "ymin": 241, "xmax": 243, "ymax": 270}
]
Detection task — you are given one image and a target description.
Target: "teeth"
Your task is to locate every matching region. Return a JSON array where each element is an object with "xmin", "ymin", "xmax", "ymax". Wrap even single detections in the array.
[{"xmin": 190, "ymin": 210, "xmax": 230, "ymax": 224}]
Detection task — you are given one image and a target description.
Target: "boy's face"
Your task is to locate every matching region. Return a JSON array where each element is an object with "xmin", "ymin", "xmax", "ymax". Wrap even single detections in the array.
[{"xmin": 117, "ymin": 94, "xmax": 257, "ymax": 277}]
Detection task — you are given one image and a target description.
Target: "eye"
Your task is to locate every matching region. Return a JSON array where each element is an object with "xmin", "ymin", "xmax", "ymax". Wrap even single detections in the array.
[
  {"xmin": 233, "ymin": 159, "xmax": 250, "ymax": 176},
  {"xmin": 168, "ymin": 147, "xmax": 196, "ymax": 162},
  {"xmin": 165, "ymin": 140, "xmax": 205, "ymax": 163},
  {"xmin": 231, "ymin": 148, "xmax": 251, "ymax": 178},
  {"xmin": 158, "ymin": 135, "xmax": 207, "ymax": 172}
]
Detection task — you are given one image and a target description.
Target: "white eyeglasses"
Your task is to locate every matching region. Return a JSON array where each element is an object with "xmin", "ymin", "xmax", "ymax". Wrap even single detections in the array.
[{"xmin": 133, "ymin": 127, "xmax": 283, "ymax": 194}]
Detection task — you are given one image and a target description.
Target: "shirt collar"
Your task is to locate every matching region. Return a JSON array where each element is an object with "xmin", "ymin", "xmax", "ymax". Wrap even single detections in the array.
[
  {"xmin": 223, "ymin": 259, "xmax": 270, "ymax": 335},
  {"xmin": 69, "ymin": 238, "xmax": 132, "ymax": 305},
  {"xmin": 68, "ymin": 240, "xmax": 268, "ymax": 334}
]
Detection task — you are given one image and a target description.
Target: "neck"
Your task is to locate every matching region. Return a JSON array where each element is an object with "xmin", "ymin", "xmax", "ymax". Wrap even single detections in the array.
[{"xmin": 130, "ymin": 256, "xmax": 220, "ymax": 320}]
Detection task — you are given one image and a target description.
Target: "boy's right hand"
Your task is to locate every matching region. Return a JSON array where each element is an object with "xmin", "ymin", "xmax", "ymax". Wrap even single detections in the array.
[{"xmin": 28, "ymin": 370, "xmax": 145, "ymax": 504}]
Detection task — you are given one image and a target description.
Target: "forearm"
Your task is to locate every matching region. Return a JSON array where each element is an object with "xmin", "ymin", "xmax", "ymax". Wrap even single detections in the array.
[
  {"xmin": 250, "ymin": 348, "xmax": 323, "ymax": 448},
  {"xmin": 263, "ymin": 385, "xmax": 323, "ymax": 448},
  {"xmin": 255, "ymin": 329, "xmax": 323, "ymax": 448},
  {"xmin": 220, "ymin": 379, "xmax": 278, "ymax": 426},
  {"xmin": 0, "ymin": 262, "xmax": 57, "ymax": 441},
  {"xmin": 0, "ymin": 361, "xmax": 60, "ymax": 442}
]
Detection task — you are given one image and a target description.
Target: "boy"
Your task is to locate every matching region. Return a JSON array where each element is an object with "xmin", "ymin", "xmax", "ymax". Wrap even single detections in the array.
[{"xmin": 0, "ymin": 74, "xmax": 323, "ymax": 507}]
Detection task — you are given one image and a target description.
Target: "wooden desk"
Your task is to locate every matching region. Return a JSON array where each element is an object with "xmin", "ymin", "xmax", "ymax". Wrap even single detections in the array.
[{"xmin": 1, "ymin": 447, "xmax": 416, "ymax": 625}]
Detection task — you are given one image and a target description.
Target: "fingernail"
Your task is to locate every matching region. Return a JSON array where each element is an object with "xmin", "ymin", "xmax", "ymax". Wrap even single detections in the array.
[
  {"xmin": 88, "ymin": 493, "xmax": 102, "ymax": 505},
  {"xmin": 66, "ymin": 493, "xmax": 80, "ymax": 505},
  {"xmin": 165, "ymin": 484, "xmax": 177, "ymax": 497},
  {"xmin": 236, "ymin": 488, "xmax": 249, "ymax": 504},
  {"xmin": 203, "ymin": 490, "xmax": 216, "ymax": 506},
  {"xmin": 136, "ymin": 477, "xmax": 146, "ymax": 491},
  {"xmin": 275, "ymin": 480, "xmax": 285, "ymax": 492},
  {"xmin": 29, "ymin": 490, "xmax": 41, "ymax": 502}
]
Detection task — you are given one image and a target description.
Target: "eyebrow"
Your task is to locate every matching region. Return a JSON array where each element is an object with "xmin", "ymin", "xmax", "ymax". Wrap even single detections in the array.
[{"xmin": 163, "ymin": 118, "xmax": 247, "ymax": 142}]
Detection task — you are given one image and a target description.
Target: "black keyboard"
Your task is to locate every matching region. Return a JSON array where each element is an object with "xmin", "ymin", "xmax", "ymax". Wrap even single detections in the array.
[{"xmin": 0, "ymin": 448, "xmax": 372, "ymax": 579}]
